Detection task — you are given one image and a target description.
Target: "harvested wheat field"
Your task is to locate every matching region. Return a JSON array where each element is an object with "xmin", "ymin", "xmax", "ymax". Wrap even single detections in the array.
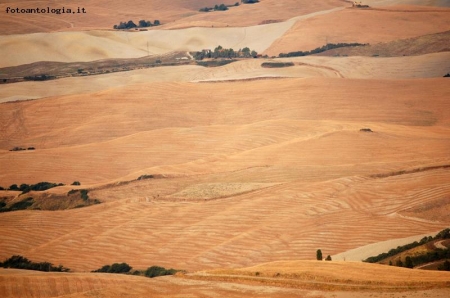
[{"xmin": 1, "ymin": 0, "xmax": 450, "ymax": 297}]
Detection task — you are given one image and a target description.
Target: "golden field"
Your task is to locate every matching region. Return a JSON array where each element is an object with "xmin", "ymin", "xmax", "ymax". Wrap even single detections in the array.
[{"xmin": 0, "ymin": 0, "xmax": 449, "ymax": 297}]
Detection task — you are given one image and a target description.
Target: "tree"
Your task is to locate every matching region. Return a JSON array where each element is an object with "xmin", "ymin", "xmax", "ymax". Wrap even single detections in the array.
[
  {"xmin": 145, "ymin": 266, "xmax": 177, "ymax": 278},
  {"xmin": 403, "ymin": 256, "xmax": 414, "ymax": 268},
  {"xmin": 396, "ymin": 259, "xmax": 403, "ymax": 267},
  {"xmin": 71, "ymin": 181, "xmax": 81, "ymax": 186},
  {"xmin": 316, "ymin": 249, "xmax": 323, "ymax": 261},
  {"xmin": 405, "ymin": 256, "xmax": 414, "ymax": 268},
  {"xmin": 126, "ymin": 20, "xmax": 137, "ymax": 28},
  {"xmin": 439, "ymin": 260, "xmax": 450, "ymax": 271},
  {"xmin": 241, "ymin": 47, "xmax": 251, "ymax": 57},
  {"xmin": 154, "ymin": 20, "xmax": 160, "ymax": 26},
  {"xmin": 325, "ymin": 255, "xmax": 332, "ymax": 261},
  {"xmin": 9, "ymin": 184, "xmax": 19, "ymax": 191},
  {"xmin": 139, "ymin": 20, "xmax": 151, "ymax": 27}
]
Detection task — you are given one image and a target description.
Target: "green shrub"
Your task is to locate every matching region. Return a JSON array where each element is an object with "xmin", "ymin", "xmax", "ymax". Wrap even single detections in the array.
[
  {"xmin": 93, "ymin": 262, "xmax": 132, "ymax": 274},
  {"xmin": 0, "ymin": 255, "xmax": 69, "ymax": 272},
  {"xmin": 80, "ymin": 189, "xmax": 89, "ymax": 201},
  {"xmin": 71, "ymin": 181, "xmax": 81, "ymax": 186},
  {"xmin": 144, "ymin": 266, "xmax": 178, "ymax": 278},
  {"xmin": 137, "ymin": 174, "xmax": 154, "ymax": 180},
  {"xmin": 9, "ymin": 197, "xmax": 34, "ymax": 211}
]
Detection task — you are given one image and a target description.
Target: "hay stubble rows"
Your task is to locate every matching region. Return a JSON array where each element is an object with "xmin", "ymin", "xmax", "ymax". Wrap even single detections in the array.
[{"xmin": 1, "ymin": 0, "xmax": 450, "ymax": 297}]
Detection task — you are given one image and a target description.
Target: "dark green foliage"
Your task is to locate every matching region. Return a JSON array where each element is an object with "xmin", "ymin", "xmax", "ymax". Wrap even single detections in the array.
[
  {"xmin": 71, "ymin": 181, "xmax": 81, "ymax": 186},
  {"xmin": 0, "ymin": 186, "xmax": 4, "ymax": 190},
  {"xmin": 114, "ymin": 19, "xmax": 160, "ymax": 29},
  {"xmin": 9, "ymin": 184, "xmax": 19, "ymax": 191},
  {"xmin": 316, "ymin": 249, "xmax": 323, "ymax": 261},
  {"xmin": 8, "ymin": 182, "xmax": 64, "ymax": 194},
  {"xmin": 137, "ymin": 174, "xmax": 154, "ymax": 180},
  {"xmin": 407, "ymin": 249, "xmax": 450, "ymax": 268},
  {"xmin": 9, "ymin": 147, "xmax": 26, "ymax": 151},
  {"xmin": 438, "ymin": 260, "xmax": 450, "ymax": 271},
  {"xmin": 405, "ymin": 256, "xmax": 414, "ymax": 268},
  {"xmin": 396, "ymin": 259, "xmax": 403, "ymax": 267},
  {"xmin": 80, "ymin": 189, "xmax": 89, "ymax": 201},
  {"xmin": 261, "ymin": 62, "xmax": 294, "ymax": 68},
  {"xmin": 144, "ymin": 266, "xmax": 178, "ymax": 278},
  {"xmin": 436, "ymin": 228, "xmax": 450, "ymax": 240},
  {"xmin": 9, "ymin": 197, "xmax": 34, "ymax": 211},
  {"xmin": 0, "ymin": 255, "xmax": 69, "ymax": 272},
  {"xmin": 241, "ymin": 0, "xmax": 259, "ymax": 3},
  {"xmin": 444, "ymin": 73, "xmax": 450, "ymax": 77},
  {"xmin": 93, "ymin": 263, "xmax": 132, "ymax": 274},
  {"xmin": 364, "ymin": 228, "xmax": 450, "ymax": 263},
  {"xmin": 279, "ymin": 43, "xmax": 367, "ymax": 58},
  {"xmin": 139, "ymin": 20, "xmax": 152, "ymax": 27},
  {"xmin": 23, "ymin": 74, "xmax": 56, "ymax": 81},
  {"xmin": 67, "ymin": 189, "xmax": 78, "ymax": 195},
  {"xmin": 193, "ymin": 45, "xmax": 257, "ymax": 60},
  {"xmin": 0, "ymin": 201, "xmax": 6, "ymax": 209},
  {"xmin": 325, "ymin": 255, "xmax": 332, "ymax": 261}
]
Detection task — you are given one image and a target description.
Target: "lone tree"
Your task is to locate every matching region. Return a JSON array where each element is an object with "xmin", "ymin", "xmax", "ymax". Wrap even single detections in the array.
[
  {"xmin": 316, "ymin": 249, "xmax": 323, "ymax": 261},
  {"xmin": 325, "ymin": 255, "xmax": 332, "ymax": 261}
]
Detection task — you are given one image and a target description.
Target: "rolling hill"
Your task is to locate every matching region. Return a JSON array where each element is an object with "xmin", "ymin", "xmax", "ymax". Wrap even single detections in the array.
[{"xmin": 0, "ymin": 0, "xmax": 449, "ymax": 297}]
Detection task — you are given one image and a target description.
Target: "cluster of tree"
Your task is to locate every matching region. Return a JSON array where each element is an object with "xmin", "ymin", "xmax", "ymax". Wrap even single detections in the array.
[
  {"xmin": 93, "ymin": 262, "xmax": 132, "ymax": 274},
  {"xmin": 113, "ymin": 20, "xmax": 160, "ymax": 30},
  {"xmin": 9, "ymin": 146, "xmax": 35, "ymax": 151},
  {"xmin": 439, "ymin": 260, "xmax": 450, "ymax": 271},
  {"xmin": 92, "ymin": 263, "xmax": 181, "ymax": 278},
  {"xmin": 0, "ymin": 255, "xmax": 70, "ymax": 272},
  {"xmin": 23, "ymin": 74, "xmax": 55, "ymax": 81},
  {"xmin": 391, "ymin": 249, "xmax": 450, "ymax": 269},
  {"xmin": 0, "ymin": 197, "xmax": 34, "ymax": 213},
  {"xmin": 364, "ymin": 228, "xmax": 450, "ymax": 264},
  {"xmin": 7, "ymin": 182, "xmax": 64, "ymax": 194},
  {"xmin": 193, "ymin": 46, "xmax": 257, "ymax": 60},
  {"xmin": 137, "ymin": 174, "xmax": 154, "ymax": 180},
  {"xmin": 278, "ymin": 43, "xmax": 366, "ymax": 58},
  {"xmin": 316, "ymin": 249, "xmax": 332, "ymax": 261},
  {"xmin": 199, "ymin": 3, "xmax": 239, "ymax": 12},
  {"xmin": 67, "ymin": 189, "xmax": 93, "ymax": 203},
  {"xmin": 144, "ymin": 265, "xmax": 180, "ymax": 278}
]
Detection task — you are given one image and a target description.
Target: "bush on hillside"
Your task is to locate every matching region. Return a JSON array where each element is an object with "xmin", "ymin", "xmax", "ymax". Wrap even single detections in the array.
[
  {"xmin": 92, "ymin": 262, "xmax": 132, "ymax": 274},
  {"xmin": 0, "ymin": 255, "xmax": 70, "ymax": 272},
  {"xmin": 144, "ymin": 265, "xmax": 178, "ymax": 278},
  {"xmin": 114, "ymin": 20, "xmax": 161, "ymax": 29}
]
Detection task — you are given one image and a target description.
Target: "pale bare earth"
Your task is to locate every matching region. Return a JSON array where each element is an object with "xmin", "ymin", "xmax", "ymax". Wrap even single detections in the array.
[{"xmin": 0, "ymin": 0, "xmax": 450, "ymax": 297}]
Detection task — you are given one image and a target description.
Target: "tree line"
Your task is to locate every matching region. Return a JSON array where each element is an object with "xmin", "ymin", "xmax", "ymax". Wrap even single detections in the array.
[
  {"xmin": 0, "ymin": 255, "xmax": 70, "ymax": 272},
  {"xmin": 199, "ymin": 3, "xmax": 239, "ymax": 12},
  {"xmin": 113, "ymin": 19, "xmax": 161, "ymax": 30},
  {"xmin": 278, "ymin": 43, "xmax": 366, "ymax": 58},
  {"xmin": 5, "ymin": 181, "xmax": 64, "ymax": 194},
  {"xmin": 92, "ymin": 262, "xmax": 182, "ymax": 278},
  {"xmin": 364, "ymin": 228, "xmax": 449, "ymax": 264},
  {"xmin": 193, "ymin": 45, "xmax": 257, "ymax": 60}
]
